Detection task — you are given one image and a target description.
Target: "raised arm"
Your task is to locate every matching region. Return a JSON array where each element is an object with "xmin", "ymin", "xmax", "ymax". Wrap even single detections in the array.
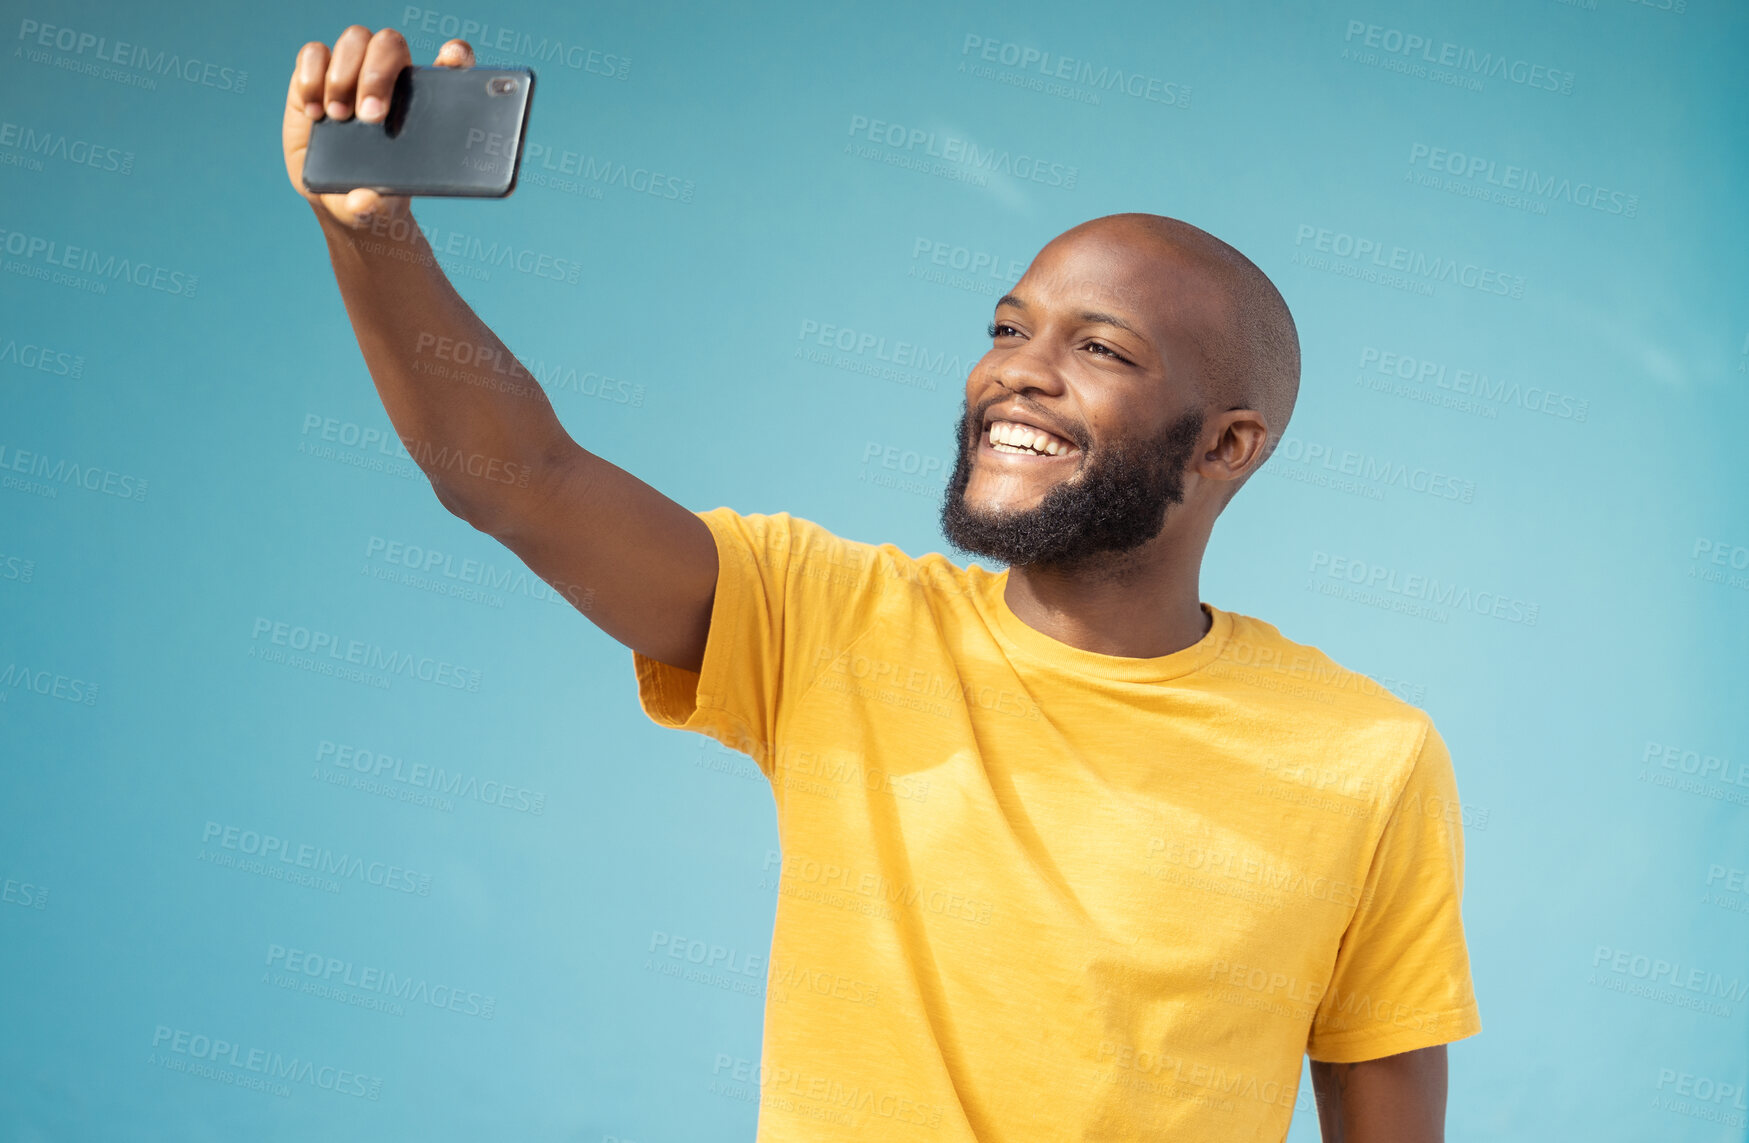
[
  {"xmin": 1310, "ymin": 1045, "xmax": 1448, "ymax": 1143},
  {"xmin": 283, "ymin": 26, "xmax": 716, "ymax": 671}
]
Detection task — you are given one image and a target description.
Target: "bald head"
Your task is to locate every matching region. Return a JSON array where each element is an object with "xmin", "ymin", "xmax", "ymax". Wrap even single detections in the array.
[{"xmin": 1045, "ymin": 213, "xmax": 1300, "ymax": 499}]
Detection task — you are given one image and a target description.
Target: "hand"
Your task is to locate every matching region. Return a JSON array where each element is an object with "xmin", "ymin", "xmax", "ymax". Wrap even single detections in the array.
[{"xmin": 282, "ymin": 26, "xmax": 476, "ymax": 228}]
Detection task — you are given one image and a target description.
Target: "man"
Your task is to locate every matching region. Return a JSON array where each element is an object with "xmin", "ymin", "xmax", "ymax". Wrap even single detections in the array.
[{"xmin": 285, "ymin": 27, "xmax": 1480, "ymax": 1142}]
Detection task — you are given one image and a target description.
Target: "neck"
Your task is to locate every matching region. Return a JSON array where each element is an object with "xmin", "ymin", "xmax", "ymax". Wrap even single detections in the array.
[{"xmin": 1002, "ymin": 528, "xmax": 1211, "ymax": 659}]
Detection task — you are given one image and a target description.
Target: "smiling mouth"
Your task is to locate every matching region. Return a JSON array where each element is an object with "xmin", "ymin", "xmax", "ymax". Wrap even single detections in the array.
[{"xmin": 981, "ymin": 419, "xmax": 1080, "ymax": 460}]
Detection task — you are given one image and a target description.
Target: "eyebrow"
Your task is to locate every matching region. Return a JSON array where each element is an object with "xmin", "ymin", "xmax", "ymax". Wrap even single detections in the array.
[{"xmin": 994, "ymin": 294, "xmax": 1139, "ymax": 336}]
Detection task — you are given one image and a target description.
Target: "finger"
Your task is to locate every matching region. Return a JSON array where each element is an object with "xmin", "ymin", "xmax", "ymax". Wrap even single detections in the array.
[
  {"xmin": 356, "ymin": 28, "xmax": 411, "ymax": 123},
  {"xmin": 288, "ymin": 41, "xmax": 330, "ymax": 120},
  {"xmin": 323, "ymin": 25, "xmax": 373, "ymax": 120},
  {"xmin": 434, "ymin": 38, "xmax": 475, "ymax": 68}
]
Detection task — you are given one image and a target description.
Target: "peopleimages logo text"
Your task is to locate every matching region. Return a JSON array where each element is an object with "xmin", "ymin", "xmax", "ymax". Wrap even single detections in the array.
[
  {"xmin": 1294, "ymin": 225, "xmax": 1525, "ymax": 298},
  {"xmin": 16, "ymin": 18, "xmax": 249, "ymax": 93},
  {"xmin": 1308, "ymin": 551, "xmax": 1540, "ymax": 625},
  {"xmin": 149, "ymin": 1025, "xmax": 382, "ymax": 1099},
  {"xmin": 0, "ymin": 225, "xmax": 197, "ymax": 297},
  {"xmin": 847, "ymin": 115, "xmax": 1077, "ymax": 188},
  {"xmin": 249, "ymin": 616, "xmax": 484, "ymax": 692},
  {"xmin": 1342, "ymin": 21, "xmax": 1574, "ymax": 94},
  {"xmin": 1407, "ymin": 144, "xmax": 1637, "ymax": 217},
  {"xmin": 959, "ymin": 34, "xmax": 1191, "ymax": 108},
  {"xmin": 200, "ymin": 821, "xmax": 432, "ymax": 895}
]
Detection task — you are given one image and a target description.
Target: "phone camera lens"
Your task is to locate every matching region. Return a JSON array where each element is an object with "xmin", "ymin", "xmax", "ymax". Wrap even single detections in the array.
[{"xmin": 487, "ymin": 77, "xmax": 516, "ymax": 96}]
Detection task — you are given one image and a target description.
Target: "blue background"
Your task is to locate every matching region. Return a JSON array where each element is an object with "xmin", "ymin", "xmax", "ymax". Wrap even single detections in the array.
[{"xmin": 3, "ymin": 0, "xmax": 1746, "ymax": 1139}]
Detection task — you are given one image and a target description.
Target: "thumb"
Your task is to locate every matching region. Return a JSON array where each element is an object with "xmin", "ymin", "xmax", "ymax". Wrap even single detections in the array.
[{"xmin": 325, "ymin": 187, "xmax": 411, "ymax": 229}]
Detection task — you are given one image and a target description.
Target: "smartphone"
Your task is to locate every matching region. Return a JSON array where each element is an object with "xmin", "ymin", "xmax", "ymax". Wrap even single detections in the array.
[{"xmin": 302, "ymin": 66, "xmax": 535, "ymax": 197}]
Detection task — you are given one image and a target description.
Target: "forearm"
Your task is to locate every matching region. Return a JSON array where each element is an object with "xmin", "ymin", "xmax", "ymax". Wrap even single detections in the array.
[{"xmin": 314, "ymin": 203, "xmax": 573, "ymax": 529}]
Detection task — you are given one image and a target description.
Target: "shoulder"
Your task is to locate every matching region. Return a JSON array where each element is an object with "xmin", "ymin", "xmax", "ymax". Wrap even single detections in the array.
[
  {"xmin": 1210, "ymin": 607, "xmax": 1436, "ymax": 778},
  {"xmin": 697, "ymin": 508, "xmax": 871, "ymax": 572},
  {"xmin": 697, "ymin": 508, "xmax": 975, "ymax": 596},
  {"xmin": 1212, "ymin": 608, "xmax": 1420, "ymax": 714}
]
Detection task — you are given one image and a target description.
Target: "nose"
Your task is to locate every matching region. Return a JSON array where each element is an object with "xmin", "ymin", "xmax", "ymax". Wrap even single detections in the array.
[{"xmin": 988, "ymin": 338, "xmax": 1067, "ymax": 399}]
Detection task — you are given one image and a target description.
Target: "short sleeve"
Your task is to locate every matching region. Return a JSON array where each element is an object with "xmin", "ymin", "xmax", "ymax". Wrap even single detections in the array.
[
  {"xmin": 1306, "ymin": 719, "xmax": 1482, "ymax": 1062},
  {"xmin": 631, "ymin": 507, "xmax": 888, "ymax": 779}
]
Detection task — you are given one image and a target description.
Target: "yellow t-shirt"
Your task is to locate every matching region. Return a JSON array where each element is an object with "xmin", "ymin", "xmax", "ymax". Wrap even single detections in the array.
[{"xmin": 634, "ymin": 509, "xmax": 1481, "ymax": 1142}]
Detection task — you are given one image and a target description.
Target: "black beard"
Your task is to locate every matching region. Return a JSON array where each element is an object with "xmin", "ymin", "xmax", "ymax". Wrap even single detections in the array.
[{"xmin": 938, "ymin": 402, "xmax": 1205, "ymax": 573}]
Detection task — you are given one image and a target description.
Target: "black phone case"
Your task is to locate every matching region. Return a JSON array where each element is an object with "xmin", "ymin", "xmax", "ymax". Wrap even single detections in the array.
[{"xmin": 302, "ymin": 66, "xmax": 535, "ymax": 197}]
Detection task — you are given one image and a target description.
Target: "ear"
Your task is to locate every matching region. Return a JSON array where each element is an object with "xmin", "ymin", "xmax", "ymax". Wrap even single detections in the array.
[{"xmin": 1196, "ymin": 408, "xmax": 1271, "ymax": 484}]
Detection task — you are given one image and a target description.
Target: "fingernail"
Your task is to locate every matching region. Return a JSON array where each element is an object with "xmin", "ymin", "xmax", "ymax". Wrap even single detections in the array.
[
  {"xmin": 359, "ymin": 96, "xmax": 383, "ymax": 121},
  {"xmin": 326, "ymin": 100, "xmax": 348, "ymax": 120},
  {"xmin": 304, "ymin": 100, "xmax": 322, "ymax": 119}
]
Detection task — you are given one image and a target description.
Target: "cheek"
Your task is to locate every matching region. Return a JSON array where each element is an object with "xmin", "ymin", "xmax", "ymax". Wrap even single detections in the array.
[{"xmin": 1077, "ymin": 407, "xmax": 1128, "ymax": 452}]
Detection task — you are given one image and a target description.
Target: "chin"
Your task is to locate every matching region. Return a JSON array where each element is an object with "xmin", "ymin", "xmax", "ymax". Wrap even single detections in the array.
[{"xmin": 962, "ymin": 482, "xmax": 1045, "ymax": 516}]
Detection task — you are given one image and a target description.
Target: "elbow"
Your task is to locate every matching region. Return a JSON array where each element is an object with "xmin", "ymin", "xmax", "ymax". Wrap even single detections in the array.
[
  {"xmin": 429, "ymin": 471, "xmax": 548, "ymax": 549},
  {"xmin": 429, "ymin": 476, "xmax": 501, "ymax": 535},
  {"xmin": 427, "ymin": 441, "xmax": 577, "ymax": 541}
]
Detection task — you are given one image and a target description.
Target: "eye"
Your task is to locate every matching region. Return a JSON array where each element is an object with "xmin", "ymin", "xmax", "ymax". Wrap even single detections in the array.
[
  {"xmin": 987, "ymin": 321, "xmax": 1022, "ymax": 339},
  {"xmin": 1086, "ymin": 341, "xmax": 1133, "ymax": 364}
]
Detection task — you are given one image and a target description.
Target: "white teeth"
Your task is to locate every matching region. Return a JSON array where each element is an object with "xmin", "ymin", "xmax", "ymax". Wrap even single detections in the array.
[{"xmin": 987, "ymin": 420, "xmax": 1070, "ymax": 456}]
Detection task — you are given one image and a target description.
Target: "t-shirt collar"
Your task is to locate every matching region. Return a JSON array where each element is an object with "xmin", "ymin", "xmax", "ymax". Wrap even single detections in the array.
[{"xmin": 985, "ymin": 569, "xmax": 1233, "ymax": 683}]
